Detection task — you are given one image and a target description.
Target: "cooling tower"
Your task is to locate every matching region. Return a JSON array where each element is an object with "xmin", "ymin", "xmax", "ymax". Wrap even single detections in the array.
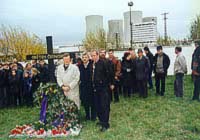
[
  {"xmin": 108, "ymin": 20, "xmax": 123, "ymax": 43},
  {"xmin": 85, "ymin": 15, "xmax": 103, "ymax": 34}
]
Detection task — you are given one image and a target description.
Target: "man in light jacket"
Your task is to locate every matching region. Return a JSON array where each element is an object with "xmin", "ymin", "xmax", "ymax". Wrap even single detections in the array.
[
  {"xmin": 174, "ymin": 47, "xmax": 187, "ymax": 97},
  {"xmin": 57, "ymin": 53, "xmax": 80, "ymax": 109}
]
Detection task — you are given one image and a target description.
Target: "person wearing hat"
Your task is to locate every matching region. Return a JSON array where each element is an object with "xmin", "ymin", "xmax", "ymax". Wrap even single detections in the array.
[
  {"xmin": 135, "ymin": 49, "xmax": 150, "ymax": 98},
  {"xmin": 192, "ymin": 40, "xmax": 200, "ymax": 101},
  {"xmin": 144, "ymin": 46, "xmax": 154, "ymax": 89},
  {"xmin": 154, "ymin": 46, "xmax": 170, "ymax": 96}
]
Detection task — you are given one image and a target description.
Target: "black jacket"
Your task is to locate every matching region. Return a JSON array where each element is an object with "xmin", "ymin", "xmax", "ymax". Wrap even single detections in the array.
[
  {"xmin": 136, "ymin": 56, "xmax": 149, "ymax": 80},
  {"xmin": 32, "ymin": 74, "xmax": 40, "ymax": 93},
  {"xmin": 146, "ymin": 51, "xmax": 154, "ymax": 69},
  {"xmin": 121, "ymin": 59, "xmax": 134, "ymax": 87},
  {"xmin": 79, "ymin": 61, "xmax": 93, "ymax": 105},
  {"xmin": 93, "ymin": 59, "xmax": 114, "ymax": 87},
  {"xmin": 0, "ymin": 69, "xmax": 5, "ymax": 87},
  {"xmin": 154, "ymin": 53, "xmax": 170, "ymax": 75},
  {"xmin": 8, "ymin": 73, "xmax": 21, "ymax": 93},
  {"xmin": 38, "ymin": 66, "xmax": 49, "ymax": 83}
]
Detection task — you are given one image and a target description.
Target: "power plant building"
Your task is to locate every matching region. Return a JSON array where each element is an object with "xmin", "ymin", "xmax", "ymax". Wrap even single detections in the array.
[{"xmin": 124, "ymin": 11, "xmax": 157, "ymax": 45}]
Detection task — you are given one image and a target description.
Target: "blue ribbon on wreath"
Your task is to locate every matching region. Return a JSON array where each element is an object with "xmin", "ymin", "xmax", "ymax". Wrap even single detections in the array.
[{"xmin": 39, "ymin": 93, "xmax": 48, "ymax": 123}]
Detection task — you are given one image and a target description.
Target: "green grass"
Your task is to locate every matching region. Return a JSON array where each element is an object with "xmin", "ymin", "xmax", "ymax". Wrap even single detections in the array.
[{"xmin": 1, "ymin": 75, "xmax": 200, "ymax": 140}]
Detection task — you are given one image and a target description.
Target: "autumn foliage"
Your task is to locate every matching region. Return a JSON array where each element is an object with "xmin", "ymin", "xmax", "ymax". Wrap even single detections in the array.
[{"xmin": 0, "ymin": 25, "xmax": 46, "ymax": 61}]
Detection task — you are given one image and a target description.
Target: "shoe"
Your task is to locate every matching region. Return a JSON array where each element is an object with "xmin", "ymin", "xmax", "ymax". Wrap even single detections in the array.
[{"xmin": 100, "ymin": 127, "xmax": 108, "ymax": 132}]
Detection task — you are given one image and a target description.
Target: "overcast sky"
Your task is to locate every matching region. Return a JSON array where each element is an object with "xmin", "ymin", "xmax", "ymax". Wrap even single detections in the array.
[{"xmin": 0, "ymin": 0, "xmax": 200, "ymax": 45}]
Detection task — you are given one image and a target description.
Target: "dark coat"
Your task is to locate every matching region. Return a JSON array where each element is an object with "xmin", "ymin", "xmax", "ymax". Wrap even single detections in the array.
[
  {"xmin": 8, "ymin": 73, "xmax": 21, "ymax": 94},
  {"xmin": 2, "ymin": 69, "xmax": 9, "ymax": 87},
  {"xmin": 93, "ymin": 59, "xmax": 114, "ymax": 87},
  {"xmin": 100, "ymin": 58, "xmax": 115, "ymax": 86},
  {"xmin": 16, "ymin": 62, "xmax": 24, "ymax": 72},
  {"xmin": 154, "ymin": 53, "xmax": 170, "ymax": 76},
  {"xmin": 135, "ymin": 56, "xmax": 149, "ymax": 80},
  {"xmin": 23, "ymin": 77, "xmax": 32, "ymax": 95},
  {"xmin": 192, "ymin": 46, "xmax": 200, "ymax": 75},
  {"xmin": 0, "ymin": 69, "xmax": 5, "ymax": 87},
  {"xmin": 146, "ymin": 51, "xmax": 154, "ymax": 70},
  {"xmin": 121, "ymin": 59, "xmax": 134, "ymax": 87},
  {"xmin": 38, "ymin": 66, "xmax": 49, "ymax": 83},
  {"xmin": 79, "ymin": 61, "xmax": 93, "ymax": 106},
  {"xmin": 32, "ymin": 74, "xmax": 40, "ymax": 93}
]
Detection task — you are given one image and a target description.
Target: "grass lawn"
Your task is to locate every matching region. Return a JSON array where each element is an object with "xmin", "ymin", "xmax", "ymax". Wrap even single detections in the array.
[{"xmin": 1, "ymin": 75, "xmax": 200, "ymax": 140}]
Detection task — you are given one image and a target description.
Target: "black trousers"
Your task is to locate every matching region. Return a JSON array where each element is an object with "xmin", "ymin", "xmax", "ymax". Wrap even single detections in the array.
[
  {"xmin": 155, "ymin": 73, "xmax": 166, "ymax": 96},
  {"xmin": 174, "ymin": 73, "xmax": 184, "ymax": 97},
  {"xmin": 137, "ymin": 80, "xmax": 148, "ymax": 98},
  {"xmin": 192, "ymin": 75, "xmax": 200, "ymax": 100},
  {"xmin": 94, "ymin": 87, "xmax": 110, "ymax": 128},
  {"xmin": 148, "ymin": 68, "xmax": 153, "ymax": 88},
  {"xmin": 0, "ymin": 88, "xmax": 6, "ymax": 108},
  {"xmin": 84, "ymin": 93, "xmax": 96, "ymax": 120}
]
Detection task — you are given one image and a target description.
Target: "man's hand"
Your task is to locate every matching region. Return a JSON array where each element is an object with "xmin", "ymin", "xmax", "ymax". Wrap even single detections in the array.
[
  {"xmin": 110, "ymin": 85, "xmax": 115, "ymax": 91},
  {"xmin": 62, "ymin": 85, "xmax": 70, "ymax": 93},
  {"xmin": 192, "ymin": 70, "xmax": 200, "ymax": 76},
  {"xmin": 114, "ymin": 76, "xmax": 118, "ymax": 80}
]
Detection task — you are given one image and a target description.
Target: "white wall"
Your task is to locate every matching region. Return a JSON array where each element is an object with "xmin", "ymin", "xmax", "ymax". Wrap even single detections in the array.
[{"xmin": 113, "ymin": 46, "xmax": 195, "ymax": 75}]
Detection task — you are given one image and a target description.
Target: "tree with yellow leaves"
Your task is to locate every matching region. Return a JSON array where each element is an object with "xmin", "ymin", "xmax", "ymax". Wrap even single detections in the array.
[
  {"xmin": 0, "ymin": 25, "xmax": 46, "ymax": 61},
  {"xmin": 83, "ymin": 29, "xmax": 106, "ymax": 51}
]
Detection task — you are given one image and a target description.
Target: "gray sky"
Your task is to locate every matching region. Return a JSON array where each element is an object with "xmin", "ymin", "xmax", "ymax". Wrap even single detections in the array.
[{"xmin": 0, "ymin": 0, "xmax": 200, "ymax": 45}]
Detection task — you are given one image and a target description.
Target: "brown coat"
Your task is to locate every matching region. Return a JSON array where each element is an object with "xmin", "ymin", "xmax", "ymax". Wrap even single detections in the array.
[{"xmin": 110, "ymin": 57, "xmax": 121, "ymax": 79}]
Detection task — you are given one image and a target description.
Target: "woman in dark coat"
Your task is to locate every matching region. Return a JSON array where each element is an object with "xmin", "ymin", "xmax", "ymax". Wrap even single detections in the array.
[{"xmin": 121, "ymin": 52, "xmax": 134, "ymax": 97}]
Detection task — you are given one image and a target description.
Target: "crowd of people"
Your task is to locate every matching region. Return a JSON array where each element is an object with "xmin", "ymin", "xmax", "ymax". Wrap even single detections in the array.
[
  {"xmin": 0, "ymin": 59, "xmax": 49, "ymax": 108},
  {"xmin": 0, "ymin": 40, "xmax": 200, "ymax": 132}
]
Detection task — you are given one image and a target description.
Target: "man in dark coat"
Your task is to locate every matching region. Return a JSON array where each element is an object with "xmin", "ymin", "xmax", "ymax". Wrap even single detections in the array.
[
  {"xmin": 91, "ymin": 50, "xmax": 114, "ymax": 132},
  {"xmin": 38, "ymin": 60, "xmax": 49, "ymax": 84},
  {"xmin": 154, "ymin": 46, "xmax": 170, "ymax": 96},
  {"xmin": 192, "ymin": 40, "xmax": 200, "ymax": 101},
  {"xmin": 136, "ymin": 49, "xmax": 150, "ymax": 98},
  {"xmin": 79, "ymin": 52, "xmax": 96, "ymax": 121},
  {"xmin": 144, "ymin": 46, "xmax": 154, "ymax": 89},
  {"xmin": 108, "ymin": 49, "xmax": 121, "ymax": 102}
]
